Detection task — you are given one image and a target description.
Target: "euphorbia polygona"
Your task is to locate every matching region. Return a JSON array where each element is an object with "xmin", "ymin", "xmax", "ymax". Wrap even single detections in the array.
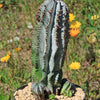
[{"xmin": 31, "ymin": 0, "xmax": 75, "ymax": 97}]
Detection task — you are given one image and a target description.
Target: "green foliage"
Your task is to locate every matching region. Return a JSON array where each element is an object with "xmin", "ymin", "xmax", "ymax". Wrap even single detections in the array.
[
  {"xmin": 38, "ymin": 0, "xmax": 43, "ymax": 3},
  {"xmin": 0, "ymin": 51, "xmax": 31, "ymax": 100},
  {"xmin": 32, "ymin": 67, "xmax": 44, "ymax": 82},
  {"xmin": 0, "ymin": 0, "xmax": 18, "ymax": 5},
  {"xmin": 0, "ymin": 41, "xmax": 6, "ymax": 50},
  {"xmin": 0, "ymin": 0, "xmax": 3, "ymax": 4},
  {"xmin": 49, "ymin": 94, "xmax": 55, "ymax": 100},
  {"xmin": 60, "ymin": 81, "xmax": 74, "ymax": 97},
  {"xmin": 0, "ymin": 92, "xmax": 9, "ymax": 100},
  {"xmin": 64, "ymin": 90, "xmax": 73, "ymax": 97}
]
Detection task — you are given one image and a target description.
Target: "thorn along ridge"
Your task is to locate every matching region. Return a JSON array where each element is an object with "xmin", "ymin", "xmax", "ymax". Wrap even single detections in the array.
[
  {"xmin": 56, "ymin": 25, "xmax": 61, "ymax": 28},
  {"xmin": 58, "ymin": 14, "xmax": 62, "ymax": 16},
  {"xmin": 48, "ymin": 11, "xmax": 52, "ymax": 14},
  {"xmin": 44, "ymin": 5, "xmax": 47, "ymax": 8}
]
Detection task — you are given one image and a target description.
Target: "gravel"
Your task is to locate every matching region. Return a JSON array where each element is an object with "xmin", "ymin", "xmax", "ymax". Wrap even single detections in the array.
[{"xmin": 14, "ymin": 82, "xmax": 85, "ymax": 100}]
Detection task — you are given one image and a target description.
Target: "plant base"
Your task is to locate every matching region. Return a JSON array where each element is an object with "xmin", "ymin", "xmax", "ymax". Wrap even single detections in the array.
[{"xmin": 13, "ymin": 82, "xmax": 85, "ymax": 100}]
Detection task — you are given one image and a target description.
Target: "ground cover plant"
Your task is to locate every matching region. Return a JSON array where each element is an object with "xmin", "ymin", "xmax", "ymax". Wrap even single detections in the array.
[{"xmin": 0, "ymin": 0, "xmax": 100, "ymax": 100}]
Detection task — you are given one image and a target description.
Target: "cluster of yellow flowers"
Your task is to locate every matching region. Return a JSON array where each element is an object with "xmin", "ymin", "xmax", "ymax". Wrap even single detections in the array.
[
  {"xmin": 69, "ymin": 62, "xmax": 81, "ymax": 70},
  {"xmin": 87, "ymin": 14, "xmax": 99, "ymax": 44},
  {"xmin": 68, "ymin": 14, "xmax": 81, "ymax": 70},
  {"xmin": 91, "ymin": 15, "xmax": 99, "ymax": 20},
  {"xmin": 0, "ymin": 51, "xmax": 11, "ymax": 62},
  {"xmin": 0, "ymin": 47, "xmax": 21, "ymax": 62},
  {"xmin": 69, "ymin": 13, "xmax": 81, "ymax": 37}
]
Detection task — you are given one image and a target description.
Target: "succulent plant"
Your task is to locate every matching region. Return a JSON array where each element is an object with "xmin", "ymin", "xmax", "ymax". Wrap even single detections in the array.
[{"xmin": 31, "ymin": 0, "xmax": 75, "ymax": 98}]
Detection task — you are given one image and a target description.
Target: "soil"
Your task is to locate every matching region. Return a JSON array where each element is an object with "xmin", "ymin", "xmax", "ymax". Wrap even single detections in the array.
[{"xmin": 14, "ymin": 82, "xmax": 85, "ymax": 100}]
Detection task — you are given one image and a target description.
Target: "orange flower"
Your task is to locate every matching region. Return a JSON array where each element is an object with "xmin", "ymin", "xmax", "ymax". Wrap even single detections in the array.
[
  {"xmin": 0, "ymin": 4, "xmax": 3, "ymax": 8},
  {"xmin": 15, "ymin": 47, "xmax": 21, "ymax": 52},
  {"xmin": 69, "ymin": 28, "xmax": 80, "ymax": 37}
]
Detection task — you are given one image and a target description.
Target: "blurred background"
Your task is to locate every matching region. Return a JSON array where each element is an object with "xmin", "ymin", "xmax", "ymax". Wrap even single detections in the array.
[{"xmin": 0, "ymin": 0, "xmax": 100, "ymax": 99}]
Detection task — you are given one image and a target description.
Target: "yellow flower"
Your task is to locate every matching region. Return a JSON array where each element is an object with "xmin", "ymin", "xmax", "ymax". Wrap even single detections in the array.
[
  {"xmin": 88, "ymin": 35, "xmax": 97, "ymax": 44},
  {"xmin": 98, "ymin": 63, "xmax": 100, "ymax": 67},
  {"xmin": 69, "ymin": 28, "xmax": 80, "ymax": 37},
  {"xmin": 0, "ymin": 4, "xmax": 3, "ymax": 8},
  {"xmin": 7, "ymin": 51, "xmax": 11, "ymax": 56},
  {"xmin": 92, "ymin": 32, "xmax": 96, "ymax": 36},
  {"xmin": 70, "ymin": 21, "xmax": 81, "ymax": 28},
  {"xmin": 69, "ymin": 62, "xmax": 81, "ymax": 70},
  {"xmin": 0, "ymin": 51, "xmax": 11, "ymax": 62},
  {"xmin": 91, "ymin": 15, "xmax": 99, "ymax": 20},
  {"xmin": 0, "ymin": 55, "xmax": 10, "ymax": 62},
  {"xmin": 69, "ymin": 13, "xmax": 75, "ymax": 22},
  {"xmin": 15, "ymin": 47, "xmax": 21, "ymax": 52},
  {"xmin": 92, "ymin": 30, "xmax": 94, "ymax": 32}
]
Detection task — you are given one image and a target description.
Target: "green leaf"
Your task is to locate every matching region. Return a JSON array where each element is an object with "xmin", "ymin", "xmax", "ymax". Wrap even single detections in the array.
[
  {"xmin": 0, "ymin": 42, "xmax": 3, "ymax": 50},
  {"xmin": 68, "ymin": 91, "xmax": 73, "ymax": 97},
  {"xmin": 49, "ymin": 94, "xmax": 55, "ymax": 100},
  {"xmin": 61, "ymin": 81, "xmax": 70, "ymax": 94}
]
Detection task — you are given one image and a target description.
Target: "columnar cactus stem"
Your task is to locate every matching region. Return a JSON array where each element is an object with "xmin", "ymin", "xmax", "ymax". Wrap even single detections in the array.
[{"xmin": 31, "ymin": 0, "xmax": 75, "ymax": 97}]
